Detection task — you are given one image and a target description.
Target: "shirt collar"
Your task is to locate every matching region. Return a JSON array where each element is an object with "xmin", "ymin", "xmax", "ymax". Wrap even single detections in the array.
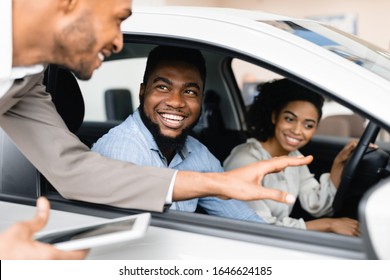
[
  {"xmin": 0, "ymin": 0, "xmax": 13, "ymax": 82},
  {"xmin": 0, "ymin": 0, "xmax": 44, "ymax": 84}
]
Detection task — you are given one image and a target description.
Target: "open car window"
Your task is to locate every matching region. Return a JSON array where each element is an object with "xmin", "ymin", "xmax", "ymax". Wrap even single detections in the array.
[{"xmin": 69, "ymin": 40, "xmax": 385, "ymax": 230}]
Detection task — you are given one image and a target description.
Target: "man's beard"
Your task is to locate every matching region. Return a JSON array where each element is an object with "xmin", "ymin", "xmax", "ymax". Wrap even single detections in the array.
[{"xmin": 139, "ymin": 105, "xmax": 199, "ymax": 153}]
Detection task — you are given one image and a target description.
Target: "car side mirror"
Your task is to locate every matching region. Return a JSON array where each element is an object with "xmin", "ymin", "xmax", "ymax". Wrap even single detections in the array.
[{"xmin": 359, "ymin": 177, "xmax": 390, "ymax": 259}]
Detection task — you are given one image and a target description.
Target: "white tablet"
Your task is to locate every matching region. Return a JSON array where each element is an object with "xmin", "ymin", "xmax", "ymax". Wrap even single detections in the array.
[{"xmin": 36, "ymin": 213, "xmax": 151, "ymax": 251}]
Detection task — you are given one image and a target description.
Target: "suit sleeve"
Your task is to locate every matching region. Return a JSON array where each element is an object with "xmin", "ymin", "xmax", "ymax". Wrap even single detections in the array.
[{"xmin": 0, "ymin": 73, "xmax": 175, "ymax": 212}]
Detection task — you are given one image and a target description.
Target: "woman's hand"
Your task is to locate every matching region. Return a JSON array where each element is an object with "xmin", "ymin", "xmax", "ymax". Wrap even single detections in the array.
[
  {"xmin": 306, "ymin": 217, "xmax": 360, "ymax": 236},
  {"xmin": 329, "ymin": 140, "xmax": 358, "ymax": 187},
  {"xmin": 330, "ymin": 140, "xmax": 378, "ymax": 188}
]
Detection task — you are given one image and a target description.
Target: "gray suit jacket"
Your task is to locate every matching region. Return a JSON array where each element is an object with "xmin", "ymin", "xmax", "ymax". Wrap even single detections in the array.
[{"xmin": 0, "ymin": 71, "xmax": 174, "ymax": 212}]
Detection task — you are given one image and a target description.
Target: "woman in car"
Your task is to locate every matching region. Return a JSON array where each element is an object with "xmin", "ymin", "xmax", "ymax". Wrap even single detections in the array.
[{"xmin": 223, "ymin": 78, "xmax": 360, "ymax": 236}]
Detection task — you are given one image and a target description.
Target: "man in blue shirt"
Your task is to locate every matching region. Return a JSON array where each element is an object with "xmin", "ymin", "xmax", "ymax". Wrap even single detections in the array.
[{"xmin": 92, "ymin": 46, "xmax": 265, "ymax": 222}]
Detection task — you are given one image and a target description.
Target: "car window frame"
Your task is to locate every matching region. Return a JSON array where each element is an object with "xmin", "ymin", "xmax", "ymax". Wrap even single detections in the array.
[{"xmin": 24, "ymin": 34, "xmax": 368, "ymax": 259}]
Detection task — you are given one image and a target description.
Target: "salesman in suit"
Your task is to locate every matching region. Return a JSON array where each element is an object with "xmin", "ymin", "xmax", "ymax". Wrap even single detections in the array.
[{"xmin": 0, "ymin": 0, "xmax": 312, "ymax": 259}]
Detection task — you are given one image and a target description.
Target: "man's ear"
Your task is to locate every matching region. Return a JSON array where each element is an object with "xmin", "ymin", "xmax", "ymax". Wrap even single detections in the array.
[
  {"xmin": 139, "ymin": 83, "xmax": 145, "ymax": 103},
  {"xmin": 59, "ymin": 0, "xmax": 78, "ymax": 12}
]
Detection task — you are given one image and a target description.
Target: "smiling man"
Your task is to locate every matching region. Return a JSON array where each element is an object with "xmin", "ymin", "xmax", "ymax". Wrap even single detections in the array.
[{"xmin": 92, "ymin": 46, "xmax": 268, "ymax": 221}]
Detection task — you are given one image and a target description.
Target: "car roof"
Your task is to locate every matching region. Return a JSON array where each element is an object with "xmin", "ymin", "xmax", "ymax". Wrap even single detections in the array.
[
  {"xmin": 124, "ymin": 6, "xmax": 307, "ymax": 40},
  {"xmin": 132, "ymin": 5, "xmax": 293, "ymax": 21}
]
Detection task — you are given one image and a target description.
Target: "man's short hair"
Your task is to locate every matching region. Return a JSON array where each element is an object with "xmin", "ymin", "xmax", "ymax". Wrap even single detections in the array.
[{"xmin": 143, "ymin": 46, "xmax": 206, "ymax": 87}]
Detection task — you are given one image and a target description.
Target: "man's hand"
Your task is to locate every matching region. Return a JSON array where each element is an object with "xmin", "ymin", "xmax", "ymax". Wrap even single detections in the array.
[
  {"xmin": 0, "ymin": 197, "xmax": 87, "ymax": 260},
  {"xmin": 218, "ymin": 155, "xmax": 313, "ymax": 203},
  {"xmin": 174, "ymin": 155, "xmax": 313, "ymax": 204}
]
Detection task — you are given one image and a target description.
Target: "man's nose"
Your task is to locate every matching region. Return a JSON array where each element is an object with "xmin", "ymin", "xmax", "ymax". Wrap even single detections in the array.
[
  {"xmin": 166, "ymin": 91, "xmax": 185, "ymax": 108},
  {"xmin": 112, "ymin": 32, "xmax": 124, "ymax": 53}
]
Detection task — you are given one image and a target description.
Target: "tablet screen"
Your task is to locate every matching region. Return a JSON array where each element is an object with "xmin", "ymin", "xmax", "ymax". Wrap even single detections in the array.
[
  {"xmin": 38, "ymin": 218, "xmax": 136, "ymax": 244},
  {"xmin": 73, "ymin": 219, "xmax": 135, "ymax": 240},
  {"xmin": 36, "ymin": 213, "xmax": 150, "ymax": 251}
]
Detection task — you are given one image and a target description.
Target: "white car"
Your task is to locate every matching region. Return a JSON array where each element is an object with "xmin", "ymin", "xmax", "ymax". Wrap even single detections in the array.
[{"xmin": 1, "ymin": 6, "xmax": 390, "ymax": 260}]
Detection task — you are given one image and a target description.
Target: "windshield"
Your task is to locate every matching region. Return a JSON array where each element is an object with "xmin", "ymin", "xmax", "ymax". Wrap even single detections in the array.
[{"xmin": 261, "ymin": 20, "xmax": 390, "ymax": 81}]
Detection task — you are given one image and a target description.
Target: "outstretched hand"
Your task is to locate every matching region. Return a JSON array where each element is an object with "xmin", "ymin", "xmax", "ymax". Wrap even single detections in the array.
[
  {"xmin": 0, "ymin": 197, "xmax": 87, "ymax": 260},
  {"xmin": 219, "ymin": 155, "xmax": 313, "ymax": 203}
]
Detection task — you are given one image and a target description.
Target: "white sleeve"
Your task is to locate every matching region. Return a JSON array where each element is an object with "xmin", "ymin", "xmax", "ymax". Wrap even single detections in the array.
[
  {"xmin": 165, "ymin": 170, "xmax": 178, "ymax": 204},
  {"xmin": 298, "ymin": 166, "xmax": 337, "ymax": 217},
  {"xmin": 248, "ymin": 200, "xmax": 307, "ymax": 229}
]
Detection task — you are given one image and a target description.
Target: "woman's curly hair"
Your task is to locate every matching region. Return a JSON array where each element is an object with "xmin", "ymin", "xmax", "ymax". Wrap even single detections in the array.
[{"xmin": 246, "ymin": 79, "xmax": 325, "ymax": 142}]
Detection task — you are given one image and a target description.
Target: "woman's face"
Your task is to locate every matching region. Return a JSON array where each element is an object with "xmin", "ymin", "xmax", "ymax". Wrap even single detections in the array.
[{"xmin": 271, "ymin": 100, "xmax": 319, "ymax": 155}]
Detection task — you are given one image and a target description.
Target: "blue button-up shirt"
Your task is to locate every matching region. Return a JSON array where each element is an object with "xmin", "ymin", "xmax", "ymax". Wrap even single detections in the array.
[{"xmin": 92, "ymin": 109, "xmax": 265, "ymax": 223}]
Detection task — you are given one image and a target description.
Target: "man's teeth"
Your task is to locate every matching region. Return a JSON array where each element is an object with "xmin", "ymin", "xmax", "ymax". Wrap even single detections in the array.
[
  {"xmin": 161, "ymin": 114, "xmax": 184, "ymax": 121},
  {"xmin": 98, "ymin": 52, "xmax": 104, "ymax": 61}
]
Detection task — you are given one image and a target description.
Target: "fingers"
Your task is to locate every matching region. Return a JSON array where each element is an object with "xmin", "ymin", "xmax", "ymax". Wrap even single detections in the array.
[
  {"xmin": 222, "ymin": 155, "xmax": 310, "ymax": 203},
  {"xmin": 343, "ymin": 217, "xmax": 360, "ymax": 236},
  {"xmin": 335, "ymin": 141, "xmax": 357, "ymax": 163},
  {"xmin": 32, "ymin": 243, "xmax": 88, "ymax": 260},
  {"xmin": 256, "ymin": 187, "xmax": 296, "ymax": 204},
  {"xmin": 26, "ymin": 197, "xmax": 51, "ymax": 234},
  {"xmin": 347, "ymin": 141, "xmax": 357, "ymax": 151},
  {"xmin": 346, "ymin": 139, "xmax": 376, "ymax": 150},
  {"xmin": 343, "ymin": 141, "xmax": 356, "ymax": 153},
  {"xmin": 368, "ymin": 143, "xmax": 378, "ymax": 149},
  {"xmin": 332, "ymin": 217, "xmax": 360, "ymax": 237},
  {"xmin": 258, "ymin": 155, "xmax": 313, "ymax": 175},
  {"xmin": 56, "ymin": 249, "xmax": 89, "ymax": 260},
  {"xmin": 251, "ymin": 156, "xmax": 310, "ymax": 204}
]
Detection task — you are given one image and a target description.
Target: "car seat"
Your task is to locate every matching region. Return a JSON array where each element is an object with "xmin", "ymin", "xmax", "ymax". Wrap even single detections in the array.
[
  {"xmin": 104, "ymin": 89, "xmax": 133, "ymax": 121},
  {"xmin": 316, "ymin": 113, "xmax": 365, "ymax": 138},
  {"xmin": 50, "ymin": 67, "xmax": 85, "ymax": 134},
  {"xmin": 192, "ymin": 89, "xmax": 247, "ymax": 163}
]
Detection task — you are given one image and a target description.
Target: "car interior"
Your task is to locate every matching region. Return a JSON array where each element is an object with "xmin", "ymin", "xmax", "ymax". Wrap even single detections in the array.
[
  {"xmin": 1, "ymin": 37, "xmax": 390, "ymax": 259},
  {"xmin": 42, "ymin": 39, "xmax": 390, "ymax": 219}
]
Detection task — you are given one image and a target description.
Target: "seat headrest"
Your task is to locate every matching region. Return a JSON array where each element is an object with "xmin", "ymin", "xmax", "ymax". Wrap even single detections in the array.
[
  {"xmin": 104, "ymin": 88, "xmax": 133, "ymax": 121},
  {"xmin": 53, "ymin": 68, "xmax": 85, "ymax": 133},
  {"xmin": 316, "ymin": 114, "xmax": 365, "ymax": 138}
]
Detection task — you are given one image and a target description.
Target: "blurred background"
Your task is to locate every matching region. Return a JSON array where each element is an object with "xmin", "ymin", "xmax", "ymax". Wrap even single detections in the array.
[{"xmin": 134, "ymin": 0, "xmax": 390, "ymax": 50}]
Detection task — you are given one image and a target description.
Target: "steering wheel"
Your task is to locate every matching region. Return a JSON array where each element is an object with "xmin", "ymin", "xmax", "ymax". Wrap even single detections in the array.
[{"xmin": 332, "ymin": 121, "xmax": 380, "ymax": 217}]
